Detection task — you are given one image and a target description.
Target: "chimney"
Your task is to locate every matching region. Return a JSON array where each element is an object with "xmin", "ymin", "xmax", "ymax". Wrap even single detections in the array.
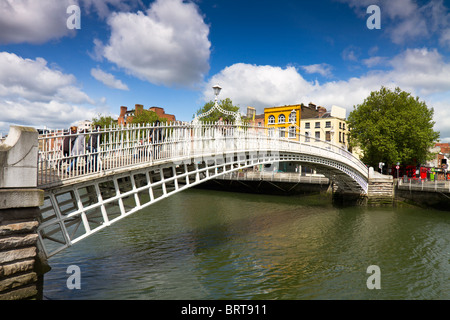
[
  {"xmin": 120, "ymin": 106, "xmax": 127, "ymax": 116},
  {"xmin": 135, "ymin": 104, "xmax": 144, "ymax": 115},
  {"xmin": 318, "ymin": 106, "xmax": 327, "ymax": 117}
]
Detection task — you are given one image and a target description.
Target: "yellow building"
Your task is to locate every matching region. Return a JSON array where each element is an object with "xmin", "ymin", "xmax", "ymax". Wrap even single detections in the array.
[{"xmin": 264, "ymin": 104, "xmax": 302, "ymax": 140}]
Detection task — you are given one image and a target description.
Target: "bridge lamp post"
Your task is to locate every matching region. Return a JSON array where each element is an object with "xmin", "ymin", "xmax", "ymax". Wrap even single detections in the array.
[{"xmin": 213, "ymin": 84, "xmax": 222, "ymax": 107}]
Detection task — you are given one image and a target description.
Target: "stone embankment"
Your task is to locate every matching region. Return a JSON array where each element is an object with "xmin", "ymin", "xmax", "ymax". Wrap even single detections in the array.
[
  {"xmin": 367, "ymin": 168, "xmax": 394, "ymax": 206},
  {"xmin": 0, "ymin": 126, "xmax": 46, "ymax": 300}
]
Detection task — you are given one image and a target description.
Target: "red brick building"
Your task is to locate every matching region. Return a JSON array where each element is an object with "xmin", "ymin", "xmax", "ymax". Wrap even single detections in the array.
[
  {"xmin": 118, "ymin": 104, "xmax": 176, "ymax": 125},
  {"xmin": 434, "ymin": 143, "xmax": 450, "ymax": 168},
  {"xmin": 148, "ymin": 107, "xmax": 176, "ymax": 122}
]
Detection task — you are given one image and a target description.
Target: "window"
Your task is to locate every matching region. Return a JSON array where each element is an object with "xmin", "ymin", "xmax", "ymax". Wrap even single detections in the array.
[
  {"xmin": 289, "ymin": 126, "xmax": 296, "ymax": 138},
  {"xmin": 339, "ymin": 132, "xmax": 342, "ymax": 142},
  {"xmin": 305, "ymin": 131, "xmax": 310, "ymax": 142},
  {"xmin": 326, "ymin": 131, "xmax": 331, "ymax": 141},
  {"xmin": 342, "ymin": 133, "xmax": 345, "ymax": 145},
  {"xmin": 268, "ymin": 115, "xmax": 275, "ymax": 124},
  {"xmin": 315, "ymin": 122, "xmax": 320, "ymax": 128},
  {"xmin": 343, "ymin": 123, "xmax": 346, "ymax": 130},
  {"xmin": 325, "ymin": 121, "xmax": 331, "ymax": 128},
  {"xmin": 288, "ymin": 112, "xmax": 296, "ymax": 124},
  {"xmin": 278, "ymin": 114, "xmax": 286, "ymax": 124},
  {"xmin": 268, "ymin": 128, "xmax": 274, "ymax": 137},
  {"xmin": 339, "ymin": 122, "xmax": 342, "ymax": 129},
  {"xmin": 279, "ymin": 128, "xmax": 285, "ymax": 138},
  {"xmin": 305, "ymin": 122, "xmax": 310, "ymax": 129},
  {"xmin": 257, "ymin": 122, "xmax": 262, "ymax": 127},
  {"xmin": 315, "ymin": 131, "xmax": 320, "ymax": 141}
]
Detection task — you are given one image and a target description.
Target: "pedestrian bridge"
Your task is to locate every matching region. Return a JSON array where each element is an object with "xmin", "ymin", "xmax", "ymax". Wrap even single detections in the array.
[{"xmin": 33, "ymin": 122, "xmax": 368, "ymax": 258}]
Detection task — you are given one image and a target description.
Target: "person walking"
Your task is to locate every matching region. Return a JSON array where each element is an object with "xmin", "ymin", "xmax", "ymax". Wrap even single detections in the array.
[
  {"xmin": 67, "ymin": 128, "xmax": 86, "ymax": 174},
  {"xmin": 87, "ymin": 125, "xmax": 101, "ymax": 172}
]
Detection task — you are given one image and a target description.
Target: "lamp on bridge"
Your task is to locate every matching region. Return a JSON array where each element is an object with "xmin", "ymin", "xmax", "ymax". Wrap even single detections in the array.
[{"xmin": 213, "ymin": 84, "xmax": 222, "ymax": 106}]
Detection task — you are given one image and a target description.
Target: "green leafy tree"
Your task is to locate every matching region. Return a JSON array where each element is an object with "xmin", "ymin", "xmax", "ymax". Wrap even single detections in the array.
[
  {"xmin": 129, "ymin": 110, "xmax": 166, "ymax": 125},
  {"xmin": 92, "ymin": 114, "xmax": 117, "ymax": 128},
  {"xmin": 347, "ymin": 86, "xmax": 439, "ymax": 168},
  {"xmin": 195, "ymin": 98, "xmax": 241, "ymax": 123}
]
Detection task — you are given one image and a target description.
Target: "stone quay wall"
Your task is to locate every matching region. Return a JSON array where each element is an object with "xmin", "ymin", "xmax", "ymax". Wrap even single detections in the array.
[{"xmin": 0, "ymin": 126, "xmax": 45, "ymax": 300}]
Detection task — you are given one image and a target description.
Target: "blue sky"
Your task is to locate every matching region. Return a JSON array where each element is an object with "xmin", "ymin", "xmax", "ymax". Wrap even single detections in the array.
[{"xmin": 1, "ymin": 0, "xmax": 450, "ymax": 141}]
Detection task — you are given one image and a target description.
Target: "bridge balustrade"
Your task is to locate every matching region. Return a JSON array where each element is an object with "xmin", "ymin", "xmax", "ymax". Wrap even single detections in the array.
[
  {"xmin": 30, "ymin": 122, "xmax": 371, "ymax": 258},
  {"xmin": 37, "ymin": 122, "xmax": 368, "ymax": 189}
]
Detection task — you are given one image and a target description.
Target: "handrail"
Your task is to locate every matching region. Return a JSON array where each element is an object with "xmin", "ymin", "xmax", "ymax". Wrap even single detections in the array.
[{"xmin": 37, "ymin": 122, "xmax": 368, "ymax": 188}]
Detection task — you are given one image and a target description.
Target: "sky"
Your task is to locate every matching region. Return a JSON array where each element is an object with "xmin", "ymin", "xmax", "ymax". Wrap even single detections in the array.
[{"xmin": 1, "ymin": 0, "xmax": 450, "ymax": 141}]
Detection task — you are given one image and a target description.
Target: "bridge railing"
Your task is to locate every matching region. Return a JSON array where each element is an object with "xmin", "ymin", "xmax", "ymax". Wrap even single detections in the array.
[
  {"xmin": 216, "ymin": 171, "xmax": 330, "ymax": 184},
  {"xmin": 397, "ymin": 178, "xmax": 450, "ymax": 193},
  {"xmin": 37, "ymin": 122, "xmax": 367, "ymax": 187}
]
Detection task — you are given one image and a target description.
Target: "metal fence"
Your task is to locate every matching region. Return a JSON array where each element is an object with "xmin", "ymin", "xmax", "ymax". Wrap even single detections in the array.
[
  {"xmin": 37, "ymin": 122, "xmax": 367, "ymax": 188},
  {"xmin": 216, "ymin": 171, "xmax": 330, "ymax": 184},
  {"xmin": 397, "ymin": 178, "xmax": 450, "ymax": 193}
]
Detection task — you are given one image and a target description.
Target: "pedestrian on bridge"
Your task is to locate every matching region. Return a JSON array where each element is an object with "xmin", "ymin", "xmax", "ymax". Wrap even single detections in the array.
[
  {"xmin": 151, "ymin": 121, "xmax": 163, "ymax": 160},
  {"xmin": 67, "ymin": 128, "xmax": 86, "ymax": 174},
  {"xmin": 62, "ymin": 127, "xmax": 77, "ymax": 158},
  {"xmin": 87, "ymin": 125, "xmax": 101, "ymax": 172}
]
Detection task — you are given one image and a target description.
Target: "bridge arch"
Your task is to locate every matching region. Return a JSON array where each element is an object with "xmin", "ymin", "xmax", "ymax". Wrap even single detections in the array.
[{"xmin": 36, "ymin": 122, "xmax": 368, "ymax": 258}]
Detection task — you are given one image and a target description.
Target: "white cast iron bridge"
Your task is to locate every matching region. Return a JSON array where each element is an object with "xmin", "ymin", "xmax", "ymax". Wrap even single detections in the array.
[{"xmin": 36, "ymin": 121, "xmax": 368, "ymax": 258}]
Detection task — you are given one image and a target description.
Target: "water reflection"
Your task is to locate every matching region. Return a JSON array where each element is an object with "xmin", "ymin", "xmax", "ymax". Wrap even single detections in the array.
[{"xmin": 44, "ymin": 189, "xmax": 449, "ymax": 300}]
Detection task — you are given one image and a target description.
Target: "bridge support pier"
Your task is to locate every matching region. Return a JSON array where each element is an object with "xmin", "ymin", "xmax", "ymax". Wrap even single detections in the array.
[
  {"xmin": 331, "ymin": 168, "xmax": 394, "ymax": 207},
  {"xmin": 366, "ymin": 167, "xmax": 394, "ymax": 206},
  {"xmin": 0, "ymin": 126, "xmax": 48, "ymax": 300}
]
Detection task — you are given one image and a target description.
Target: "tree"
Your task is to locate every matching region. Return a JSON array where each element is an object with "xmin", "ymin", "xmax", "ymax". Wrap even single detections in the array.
[
  {"xmin": 347, "ymin": 86, "xmax": 439, "ymax": 168},
  {"xmin": 195, "ymin": 98, "xmax": 241, "ymax": 123},
  {"xmin": 92, "ymin": 114, "xmax": 117, "ymax": 128},
  {"xmin": 129, "ymin": 110, "xmax": 166, "ymax": 125}
]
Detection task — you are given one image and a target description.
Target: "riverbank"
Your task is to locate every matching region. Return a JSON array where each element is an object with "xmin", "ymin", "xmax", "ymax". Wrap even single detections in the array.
[{"xmin": 195, "ymin": 177, "xmax": 450, "ymax": 211}]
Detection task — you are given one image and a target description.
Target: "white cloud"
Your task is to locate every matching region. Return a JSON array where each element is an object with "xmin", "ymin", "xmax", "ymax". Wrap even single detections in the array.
[
  {"xmin": 362, "ymin": 56, "xmax": 388, "ymax": 68},
  {"xmin": 0, "ymin": 0, "xmax": 146, "ymax": 45},
  {"xmin": 203, "ymin": 63, "xmax": 316, "ymax": 109},
  {"xmin": 0, "ymin": 0, "xmax": 75, "ymax": 44},
  {"xmin": 203, "ymin": 48, "xmax": 450, "ymax": 140},
  {"xmin": 91, "ymin": 67, "xmax": 129, "ymax": 90},
  {"xmin": 100, "ymin": 0, "xmax": 211, "ymax": 88},
  {"xmin": 301, "ymin": 64, "xmax": 333, "ymax": 77},
  {"xmin": 342, "ymin": 46, "xmax": 361, "ymax": 62},
  {"xmin": 0, "ymin": 52, "xmax": 103, "ymax": 132},
  {"xmin": 340, "ymin": 0, "xmax": 450, "ymax": 46}
]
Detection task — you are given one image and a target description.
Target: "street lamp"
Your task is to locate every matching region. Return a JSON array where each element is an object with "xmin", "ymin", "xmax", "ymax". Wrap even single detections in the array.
[{"xmin": 212, "ymin": 84, "xmax": 222, "ymax": 106}]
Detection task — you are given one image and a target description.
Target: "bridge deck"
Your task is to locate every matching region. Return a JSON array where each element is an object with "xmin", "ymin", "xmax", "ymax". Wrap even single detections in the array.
[{"xmin": 35, "ymin": 122, "xmax": 369, "ymax": 258}]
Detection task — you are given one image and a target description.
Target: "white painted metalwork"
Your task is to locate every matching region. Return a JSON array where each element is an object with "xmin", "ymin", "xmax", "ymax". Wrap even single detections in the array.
[
  {"xmin": 397, "ymin": 178, "xmax": 450, "ymax": 192},
  {"xmin": 36, "ymin": 121, "xmax": 368, "ymax": 258},
  {"xmin": 217, "ymin": 171, "xmax": 330, "ymax": 184},
  {"xmin": 193, "ymin": 84, "xmax": 242, "ymax": 125}
]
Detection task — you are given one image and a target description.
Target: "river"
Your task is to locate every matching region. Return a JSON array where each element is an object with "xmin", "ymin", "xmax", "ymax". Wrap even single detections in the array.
[{"xmin": 42, "ymin": 188, "xmax": 449, "ymax": 300}]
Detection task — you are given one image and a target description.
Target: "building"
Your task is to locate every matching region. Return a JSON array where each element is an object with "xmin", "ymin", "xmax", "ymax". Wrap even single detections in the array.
[
  {"xmin": 118, "ymin": 104, "xmax": 176, "ymax": 125},
  {"xmin": 263, "ymin": 103, "xmax": 329, "ymax": 140},
  {"xmin": 300, "ymin": 105, "xmax": 349, "ymax": 149},
  {"xmin": 427, "ymin": 143, "xmax": 450, "ymax": 168},
  {"xmin": 149, "ymin": 106, "xmax": 176, "ymax": 122},
  {"xmin": 246, "ymin": 106, "xmax": 256, "ymax": 120},
  {"xmin": 77, "ymin": 120, "xmax": 93, "ymax": 132},
  {"xmin": 245, "ymin": 107, "xmax": 265, "ymax": 127},
  {"xmin": 264, "ymin": 104, "xmax": 302, "ymax": 140}
]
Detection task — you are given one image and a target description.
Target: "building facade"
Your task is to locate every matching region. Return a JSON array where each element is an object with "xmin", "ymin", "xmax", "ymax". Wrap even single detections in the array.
[
  {"xmin": 300, "ymin": 105, "xmax": 350, "ymax": 149},
  {"xmin": 118, "ymin": 104, "xmax": 176, "ymax": 125},
  {"xmin": 264, "ymin": 104, "xmax": 302, "ymax": 140}
]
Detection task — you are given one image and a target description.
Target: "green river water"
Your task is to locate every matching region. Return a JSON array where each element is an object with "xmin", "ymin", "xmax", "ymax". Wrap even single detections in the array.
[{"xmin": 43, "ymin": 188, "xmax": 449, "ymax": 300}]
